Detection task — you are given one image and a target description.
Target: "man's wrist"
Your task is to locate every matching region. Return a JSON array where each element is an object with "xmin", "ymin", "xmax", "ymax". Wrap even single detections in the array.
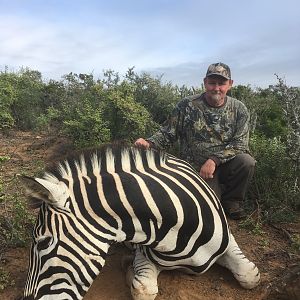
[
  {"xmin": 145, "ymin": 139, "xmax": 155, "ymax": 148},
  {"xmin": 209, "ymin": 156, "xmax": 220, "ymax": 166}
]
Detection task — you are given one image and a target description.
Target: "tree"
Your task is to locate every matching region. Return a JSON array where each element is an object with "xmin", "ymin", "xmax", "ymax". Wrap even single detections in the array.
[
  {"xmin": 102, "ymin": 81, "xmax": 155, "ymax": 141},
  {"xmin": 0, "ymin": 70, "xmax": 17, "ymax": 129},
  {"xmin": 125, "ymin": 68, "xmax": 180, "ymax": 124}
]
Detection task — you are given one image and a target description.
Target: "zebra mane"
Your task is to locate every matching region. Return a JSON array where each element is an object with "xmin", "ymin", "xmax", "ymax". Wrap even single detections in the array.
[{"xmin": 44, "ymin": 143, "xmax": 167, "ymax": 182}]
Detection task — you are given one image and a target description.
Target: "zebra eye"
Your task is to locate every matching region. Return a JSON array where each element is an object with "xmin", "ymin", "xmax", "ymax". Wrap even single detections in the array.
[{"xmin": 36, "ymin": 236, "xmax": 52, "ymax": 251}]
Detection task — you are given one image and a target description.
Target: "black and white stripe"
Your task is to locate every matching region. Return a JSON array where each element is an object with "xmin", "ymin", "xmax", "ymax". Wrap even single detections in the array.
[{"xmin": 21, "ymin": 145, "xmax": 259, "ymax": 300}]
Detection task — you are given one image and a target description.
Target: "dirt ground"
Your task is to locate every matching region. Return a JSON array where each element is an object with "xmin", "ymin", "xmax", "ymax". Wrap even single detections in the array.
[{"xmin": 0, "ymin": 130, "xmax": 299, "ymax": 300}]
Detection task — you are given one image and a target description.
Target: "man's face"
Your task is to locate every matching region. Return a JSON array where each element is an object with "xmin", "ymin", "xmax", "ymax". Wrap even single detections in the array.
[{"xmin": 204, "ymin": 75, "xmax": 233, "ymax": 106}]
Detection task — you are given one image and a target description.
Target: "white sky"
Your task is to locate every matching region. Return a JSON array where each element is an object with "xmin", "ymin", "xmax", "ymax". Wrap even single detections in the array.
[{"xmin": 1, "ymin": 0, "xmax": 299, "ymax": 88}]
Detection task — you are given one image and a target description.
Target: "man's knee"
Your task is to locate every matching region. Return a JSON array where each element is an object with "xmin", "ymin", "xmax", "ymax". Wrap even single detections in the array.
[{"xmin": 234, "ymin": 153, "xmax": 256, "ymax": 170}]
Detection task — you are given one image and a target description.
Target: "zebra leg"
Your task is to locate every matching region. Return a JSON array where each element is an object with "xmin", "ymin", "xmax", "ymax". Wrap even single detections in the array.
[
  {"xmin": 216, "ymin": 233, "xmax": 260, "ymax": 289},
  {"xmin": 126, "ymin": 248, "xmax": 160, "ymax": 300}
]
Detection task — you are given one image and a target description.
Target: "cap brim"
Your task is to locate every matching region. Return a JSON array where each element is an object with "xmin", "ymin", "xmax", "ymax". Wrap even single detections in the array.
[{"xmin": 206, "ymin": 73, "xmax": 230, "ymax": 80}]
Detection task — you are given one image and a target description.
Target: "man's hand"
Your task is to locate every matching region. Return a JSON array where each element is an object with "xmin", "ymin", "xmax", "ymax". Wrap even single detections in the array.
[
  {"xmin": 199, "ymin": 159, "xmax": 216, "ymax": 179},
  {"xmin": 134, "ymin": 138, "xmax": 151, "ymax": 149}
]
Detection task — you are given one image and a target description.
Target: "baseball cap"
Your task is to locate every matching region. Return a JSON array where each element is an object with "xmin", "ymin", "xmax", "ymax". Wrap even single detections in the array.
[{"xmin": 206, "ymin": 62, "xmax": 231, "ymax": 79}]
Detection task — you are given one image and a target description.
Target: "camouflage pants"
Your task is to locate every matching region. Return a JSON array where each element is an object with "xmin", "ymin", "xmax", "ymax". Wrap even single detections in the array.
[{"xmin": 205, "ymin": 153, "xmax": 255, "ymax": 208}]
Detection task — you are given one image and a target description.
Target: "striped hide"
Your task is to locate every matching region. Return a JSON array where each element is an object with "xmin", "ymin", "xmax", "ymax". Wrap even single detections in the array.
[{"xmin": 20, "ymin": 144, "xmax": 260, "ymax": 300}]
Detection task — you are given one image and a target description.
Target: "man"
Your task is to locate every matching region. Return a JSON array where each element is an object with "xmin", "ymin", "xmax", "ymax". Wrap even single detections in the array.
[{"xmin": 135, "ymin": 62, "xmax": 255, "ymax": 220}]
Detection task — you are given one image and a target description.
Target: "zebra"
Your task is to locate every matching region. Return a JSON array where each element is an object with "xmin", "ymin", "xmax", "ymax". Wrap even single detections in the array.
[{"xmin": 19, "ymin": 144, "xmax": 260, "ymax": 300}]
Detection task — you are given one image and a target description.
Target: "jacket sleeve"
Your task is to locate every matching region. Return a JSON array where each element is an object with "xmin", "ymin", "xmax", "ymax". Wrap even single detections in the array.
[{"xmin": 146, "ymin": 100, "xmax": 186, "ymax": 149}]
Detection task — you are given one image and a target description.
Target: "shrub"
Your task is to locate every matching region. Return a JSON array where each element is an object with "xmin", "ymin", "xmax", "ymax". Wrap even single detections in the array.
[
  {"xmin": 10, "ymin": 69, "xmax": 45, "ymax": 130},
  {"xmin": 0, "ymin": 68, "xmax": 45, "ymax": 130},
  {"xmin": 248, "ymin": 134, "xmax": 299, "ymax": 222},
  {"xmin": 0, "ymin": 111, "xmax": 14, "ymax": 130},
  {"xmin": 0, "ymin": 267, "xmax": 13, "ymax": 291},
  {"xmin": 0, "ymin": 72, "xmax": 17, "ymax": 129},
  {"xmin": 0, "ymin": 192, "xmax": 35, "ymax": 249},
  {"xmin": 35, "ymin": 107, "xmax": 63, "ymax": 133},
  {"xmin": 125, "ymin": 69, "xmax": 180, "ymax": 124},
  {"xmin": 103, "ymin": 82, "xmax": 157, "ymax": 141},
  {"xmin": 62, "ymin": 98, "xmax": 111, "ymax": 148}
]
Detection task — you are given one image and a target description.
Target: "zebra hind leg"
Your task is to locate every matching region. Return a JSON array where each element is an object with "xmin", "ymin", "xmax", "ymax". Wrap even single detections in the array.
[
  {"xmin": 216, "ymin": 233, "xmax": 260, "ymax": 289},
  {"xmin": 125, "ymin": 248, "xmax": 160, "ymax": 300}
]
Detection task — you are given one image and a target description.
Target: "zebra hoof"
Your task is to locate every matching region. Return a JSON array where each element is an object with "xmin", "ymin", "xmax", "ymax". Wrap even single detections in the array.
[
  {"xmin": 131, "ymin": 280, "xmax": 158, "ymax": 300},
  {"xmin": 235, "ymin": 265, "xmax": 261, "ymax": 289}
]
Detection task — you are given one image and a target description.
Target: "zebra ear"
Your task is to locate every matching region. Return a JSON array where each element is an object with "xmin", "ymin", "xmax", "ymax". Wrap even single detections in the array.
[{"xmin": 18, "ymin": 175, "xmax": 70, "ymax": 209}]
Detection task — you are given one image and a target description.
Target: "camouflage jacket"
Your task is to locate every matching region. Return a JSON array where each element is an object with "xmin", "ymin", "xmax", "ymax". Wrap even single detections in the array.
[{"xmin": 147, "ymin": 93, "xmax": 251, "ymax": 168}]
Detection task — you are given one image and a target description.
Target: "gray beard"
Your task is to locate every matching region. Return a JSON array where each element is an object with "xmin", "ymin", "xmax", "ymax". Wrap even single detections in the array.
[
  {"xmin": 210, "ymin": 94, "xmax": 224, "ymax": 106},
  {"xmin": 211, "ymin": 93, "xmax": 221, "ymax": 101}
]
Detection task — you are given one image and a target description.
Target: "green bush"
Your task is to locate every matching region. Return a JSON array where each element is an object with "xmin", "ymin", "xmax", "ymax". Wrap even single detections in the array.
[
  {"xmin": 0, "ymin": 72, "xmax": 17, "ymax": 129},
  {"xmin": 125, "ymin": 70, "xmax": 180, "ymax": 124},
  {"xmin": 103, "ymin": 82, "xmax": 157, "ymax": 141},
  {"xmin": 0, "ymin": 267, "xmax": 13, "ymax": 291},
  {"xmin": 0, "ymin": 196, "xmax": 35, "ymax": 248},
  {"xmin": 63, "ymin": 98, "xmax": 111, "ymax": 148},
  {"xmin": 232, "ymin": 85, "xmax": 287, "ymax": 138},
  {"xmin": 248, "ymin": 134, "xmax": 299, "ymax": 222},
  {"xmin": 0, "ymin": 111, "xmax": 14, "ymax": 130},
  {"xmin": 0, "ymin": 174, "xmax": 37, "ymax": 250},
  {"xmin": 35, "ymin": 107, "xmax": 62, "ymax": 132},
  {"xmin": 0, "ymin": 68, "xmax": 45, "ymax": 130}
]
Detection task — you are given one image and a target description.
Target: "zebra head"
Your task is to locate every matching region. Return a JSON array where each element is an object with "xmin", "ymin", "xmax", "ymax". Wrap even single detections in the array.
[{"xmin": 19, "ymin": 174, "xmax": 107, "ymax": 300}]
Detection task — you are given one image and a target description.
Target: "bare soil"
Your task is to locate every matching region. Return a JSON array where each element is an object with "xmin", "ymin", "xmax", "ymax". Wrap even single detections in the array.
[{"xmin": 0, "ymin": 130, "xmax": 299, "ymax": 300}]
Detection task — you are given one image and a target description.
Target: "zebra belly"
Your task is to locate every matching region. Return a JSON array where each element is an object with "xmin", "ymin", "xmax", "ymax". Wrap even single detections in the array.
[{"xmin": 139, "ymin": 220, "xmax": 230, "ymax": 274}]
